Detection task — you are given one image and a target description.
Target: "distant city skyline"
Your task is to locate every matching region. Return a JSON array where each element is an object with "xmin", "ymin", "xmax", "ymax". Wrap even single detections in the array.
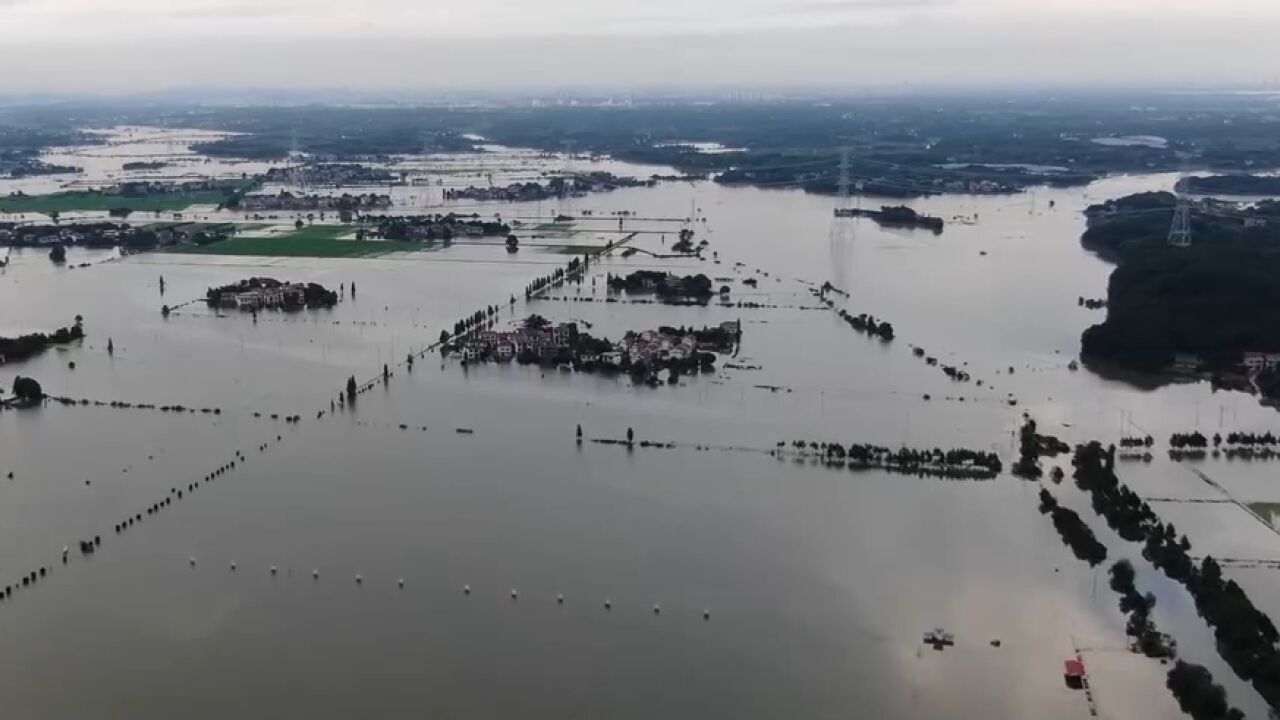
[{"xmin": 2, "ymin": 0, "xmax": 1279, "ymax": 93}]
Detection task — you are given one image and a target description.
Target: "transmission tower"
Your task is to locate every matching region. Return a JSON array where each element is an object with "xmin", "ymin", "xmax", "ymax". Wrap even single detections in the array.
[
  {"xmin": 828, "ymin": 146, "xmax": 855, "ymax": 292},
  {"xmin": 1168, "ymin": 197, "xmax": 1192, "ymax": 247},
  {"xmin": 837, "ymin": 146, "xmax": 851, "ymax": 213}
]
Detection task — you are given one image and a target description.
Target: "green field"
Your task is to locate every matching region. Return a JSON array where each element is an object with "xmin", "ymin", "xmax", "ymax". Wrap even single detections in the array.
[
  {"xmin": 531, "ymin": 221, "xmax": 575, "ymax": 232},
  {"xmin": 0, "ymin": 186, "xmax": 248, "ymax": 214},
  {"xmin": 168, "ymin": 229, "xmax": 436, "ymax": 258},
  {"xmin": 544, "ymin": 244, "xmax": 610, "ymax": 254}
]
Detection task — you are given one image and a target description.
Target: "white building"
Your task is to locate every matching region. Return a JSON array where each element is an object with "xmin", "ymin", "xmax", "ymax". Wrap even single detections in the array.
[{"xmin": 1243, "ymin": 352, "xmax": 1280, "ymax": 373}]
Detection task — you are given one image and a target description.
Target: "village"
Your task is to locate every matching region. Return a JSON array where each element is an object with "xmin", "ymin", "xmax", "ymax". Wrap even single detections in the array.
[
  {"xmin": 262, "ymin": 163, "xmax": 396, "ymax": 187},
  {"xmin": 443, "ymin": 172, "xmax": 654, "ymax": 203},
  {"xmin": 238, "ymin": 191, "xmax": 392, "ymax": 212},
  {"xmin": 368, "ymin": 214, "xmax": 510, "ymax": 241},
  {"xmin": 0, "ymin": 221, "xmax": 232, "ymax": 249},
  {"xmin": 455, "ymin": 315, "xmax": 741, "ymax": 381}
]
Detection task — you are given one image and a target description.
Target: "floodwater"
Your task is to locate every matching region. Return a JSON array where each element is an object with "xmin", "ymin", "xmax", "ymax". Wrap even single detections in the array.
[{"xmin": 1, "ymin": 128, "xmax": 1278, "ymax": 719}]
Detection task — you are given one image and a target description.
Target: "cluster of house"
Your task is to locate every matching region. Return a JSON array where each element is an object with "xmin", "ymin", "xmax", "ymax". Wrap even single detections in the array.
[
  {"xmin": 462, "ymin": 324, "xmax": 573, "ymax": 362},
  {"xmin": 218, "ymin": 284, "xmax": 309, "ymax": 310},
  {"xmin": 400, "ymin": 221, "xmax": 492, "ymax": 239},
  {"xmin": 0, "ymin": 224, "xmax": 144, "ymax": 247},
  {"xmin": 460, "ymin": 320, "xmax": 740, "ymax": 367},
  {"xmin": 1243, "ymin": 351, "xmax": 1280, "ymax": 374},
  {"xmin": 444, "ymin": 182, "xmax": 562, "ymax": 203},
  {"xmin": 239, "ymin": 191, "xmax": 392, "ymax": 212},
  {"xmin": 444, "ymin": 173, "xmax": 652, "ymax": 204},
  {"xmin": 935, "ymin": 178, "xmax": 1011, "ymax": 193},
  {"xmin": 1168, "ymin": 350, "xmax": 1280, "ymax": 377},
  {"xmin": 118, "ymin": 180, "xmax": 231, "ymax": 196},
  {"xmin": 263, "ymin": 164, "xmax": 396, "ymax": 187}
]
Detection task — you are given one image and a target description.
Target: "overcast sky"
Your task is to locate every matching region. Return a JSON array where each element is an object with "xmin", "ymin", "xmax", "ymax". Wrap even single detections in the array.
[{"xmin": 2, "ymin": 0, "xmax": 1279, "ymax": 94}]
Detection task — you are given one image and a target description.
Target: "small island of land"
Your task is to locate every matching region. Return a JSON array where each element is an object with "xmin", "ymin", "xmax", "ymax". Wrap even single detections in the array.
[
  {"xmin": 834, "ymin": 205, "xmax": 944, "ymax": 233},
  {"xmin": 205, "ymin": 278, "xmax": 339, "ymax": 311},
  {"xmin": 121, "ymin": 161, "xmax": 171, "ymax": 171},
  {"xmin": 607, "ymin": 270, "xmax": 714, "ymax": 301},
  {"xmin": 455, "ymin": 315, "xmax": 740, "ymax": 385}
]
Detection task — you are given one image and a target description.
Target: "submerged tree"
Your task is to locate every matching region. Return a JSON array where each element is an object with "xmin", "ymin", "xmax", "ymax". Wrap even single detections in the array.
[{"xmin": 11, "ymin": 376, "xmax": 43, "ymax": 405}]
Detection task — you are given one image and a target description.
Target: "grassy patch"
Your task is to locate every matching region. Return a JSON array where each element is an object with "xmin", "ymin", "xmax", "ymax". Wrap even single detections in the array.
[
  {"xmin": 168, "ymin": 235, "xmax": 436, "ymax": 258},
  {"xmin": 532, "ymin": 221, "xmax": 575, "ymax": 232}
]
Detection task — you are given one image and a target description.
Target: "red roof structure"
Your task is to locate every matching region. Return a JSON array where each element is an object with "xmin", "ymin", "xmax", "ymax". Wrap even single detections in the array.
[{"xmin": 1064, "ymin": 659, "xmax": 1085, "ymax": 677}]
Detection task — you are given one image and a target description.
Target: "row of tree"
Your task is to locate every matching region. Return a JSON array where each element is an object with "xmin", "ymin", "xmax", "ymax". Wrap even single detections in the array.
[
  {"xmin": 1170, "ymin": 432, "xmax": 1210, "ymax": 449},
  {"xmin": 0, "ymin": 318, "xmax": 84, "ymax": 363},
  {"xmin": 781, "ymin": 440, "xmax": 1002, "ymax": 479},
  {"xmin": 836, "ymin": 310, "xmax": 895, "ymax": 341},
  {"xmin": 1012, "ymin": 417, "xmax": 1069, "ymax": 479},
  {"xmin": 1037, "ymin": 487, "xmax": 1108, "ymax": 566},
  {"xmin": 1072, "ymin": 442, "xmax": 1280, "ymax": 711},
  {"xmin": 1108, "ymin": 559, "xmax": 1175, "ymax": 658},
  {"xmin": 526, "ymin": 256, "xmax": 587, "ymax": 299},
  {"xmin": 450, "ymin": 304, "xmax": 501, "ymax": 340}
]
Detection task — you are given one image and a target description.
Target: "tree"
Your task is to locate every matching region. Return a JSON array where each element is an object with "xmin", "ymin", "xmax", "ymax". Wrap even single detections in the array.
[
  {"xmin": 346, "ymin": 376, "xmax": 357, "ymax": 403},
  {"xmin": 626, "ymin": 427, "xmax": 634, "ymax": 444},
  {"xmin": 49, "ymin": 244, "xmax": 66, "ymax": 264},
  {"xmin": 576, "ymin": 424, "xmax": 583, "ymax": 440},
  {"xmin": 107, "ymin": 338, "xmax": 114, "ymax": 355},
  {"xmin": 382, "ymin": 364, "xmax": 390, "ymax": 383},
  {"xmin": 11, "ymin": 376, "xmax": 42, "ymax": 404},
  {"xmin": 506, "ymin": 234, "xmax": 519, "ymax": 253},
  {"xmin": 295, "ymin": 219, "xmax": 305, "ymax": 230}
]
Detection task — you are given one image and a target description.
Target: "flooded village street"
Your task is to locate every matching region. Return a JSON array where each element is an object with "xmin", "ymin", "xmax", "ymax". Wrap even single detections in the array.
[{"xmin": 1, "ymin": 130, "xmax": 1278, "ymax": 719}]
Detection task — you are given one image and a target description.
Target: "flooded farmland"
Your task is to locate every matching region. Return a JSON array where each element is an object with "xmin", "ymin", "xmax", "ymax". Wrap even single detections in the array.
[{"xmin": 1, "ymin": 128, "xmax": 1278, "ymax": 719}]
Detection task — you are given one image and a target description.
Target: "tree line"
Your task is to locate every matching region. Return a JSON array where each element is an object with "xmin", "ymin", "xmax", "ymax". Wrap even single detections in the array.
[
  {"xmin": 0, "ymin": 318, "xmax": 84, "ymax": 363},
  {"xmin": 1073, "ymin": 442, "xmax": 1280, "ymax": 711},
  {"xmin": 1037, "ymin": 487, "xmax": 1107, "ymax": 566}
]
